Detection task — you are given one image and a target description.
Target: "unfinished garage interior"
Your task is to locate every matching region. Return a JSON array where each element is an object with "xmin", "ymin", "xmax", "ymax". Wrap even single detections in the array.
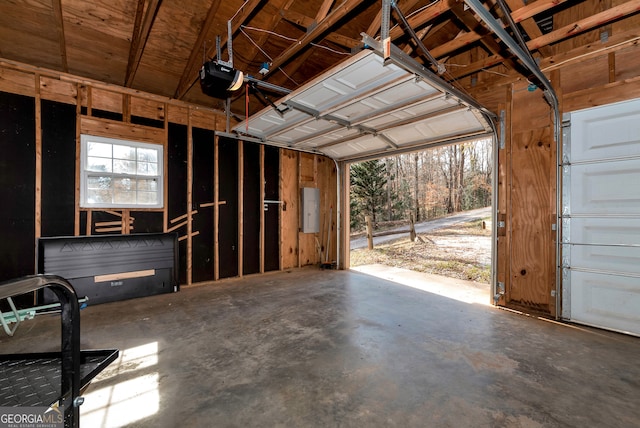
[{"xmin": 1, "ymin": 0, "xmax": 639, "ymax": 426}]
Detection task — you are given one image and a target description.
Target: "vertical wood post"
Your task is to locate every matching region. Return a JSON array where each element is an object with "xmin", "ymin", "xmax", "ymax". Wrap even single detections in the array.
[
  {"xmin": 365, "ymin": 215, "xmax": 373, "ymax": 250},
  {"xmin": 35, "ymin": 74, "xmax": 42, "ymax": 243}
]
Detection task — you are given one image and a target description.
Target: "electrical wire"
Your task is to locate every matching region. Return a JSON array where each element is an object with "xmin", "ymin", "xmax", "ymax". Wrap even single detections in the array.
[
  {"xmin": 240, "ymin": 27, "xmax": 274, "ymax": 62},
  {"xmin": 241, "ymin": 25, "xmax": 351, "ymax": 56},
  {"xmin": 230, "ymin": 0, "xmax": 251, "ymax": 22},
  {"xmin": 387, "ymin": 0, "xmax": 441, "ymax": 34},
  {"xmin": 406, "ymin": 0, "xmax": 441, "ymax": 20},
  {"xmin": 238, "ymin": 27, "xmax": 300, "ymax": 86}
]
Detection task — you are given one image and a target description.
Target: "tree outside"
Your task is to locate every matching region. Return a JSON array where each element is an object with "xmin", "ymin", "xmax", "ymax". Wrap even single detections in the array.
[{"xmin": 350, "ymin": 139, "xmax": 492, "ymax": 232}]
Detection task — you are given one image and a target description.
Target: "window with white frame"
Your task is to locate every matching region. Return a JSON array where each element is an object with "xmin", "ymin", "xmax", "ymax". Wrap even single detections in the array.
[{"xmin": 80, "ymin": 134, "xmax": 164, "ymax": 209}]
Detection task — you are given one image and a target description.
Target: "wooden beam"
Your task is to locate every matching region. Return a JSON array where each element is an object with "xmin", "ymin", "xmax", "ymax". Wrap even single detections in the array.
[
  {"xmin": 559, "ymin": 21, "xmax": 617, "ymax": 60},
  {"xmin": 526, "ymin": 0, "xmax": 640, "ymax": 51},
  {"xmin": 449, "ymin": 2, "xmax": 519, "ymax": 71},
  {"xmin": 173, "ymin": 0, "xmax": 222, "ymax": 99},
  {"xmin": 176, "ymin": 0, "xmax": 263, "ymax": 100},
  {"xmin": 268, "ymin": 0, "xmax": 362, "ymax": 73},
  {"xmin": 35, "ymin": 74, "xmax": 42, "ymax": 244},
  {"xmin": 51, "ymin": 0, "xmax": 68, "ymax": 72},
  {"xmin": 511, "ymin": 0, "xmax": 570, "ymax": 23},
  {"xmin": 315, "ymin": 0, "xmax": 334, "ymax": 22},
  {"xmin": 430, "ymin": 30, "xmax": 483, "ymax": 59},
  {"xmin": 563, "ymin": 74, "xmax": 640, "ymax": 112},
  {"xmin": 388, "ymin": 0, "xmax": 454, "ymax": 42},
  {"xmin": 74, "ymin": 83, "xmax": 81, "ymax": 236},
  {"xmin": 325, "ymin": 33, "xmax": 361, "ymax": 50},
  {"xmin": 280, "ymin": 8, "xmax": 313, "ymax": 27},
  {"xmin": 279, "ymin": 9, "xmax": 360, "ymax": 49},
  {"xmin": 124, "ymin": 0, "xmax": 162, "ymax": 87},
  {"xmin": 449, "ymin": 0, "xmax": 640, "ymax": 80},
  {"xmin": 366, "ymin": 0, "xmax": 422, "ymax": 38},
  {"xmin": 504, "ymin": 0, "xmax": 552, "ymax": 57}
]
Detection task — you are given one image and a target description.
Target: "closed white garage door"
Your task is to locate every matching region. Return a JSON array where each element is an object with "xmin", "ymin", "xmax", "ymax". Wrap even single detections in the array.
[{"xmin": 562, "ymin": 99, "xmax": 640, "ymax": 336}]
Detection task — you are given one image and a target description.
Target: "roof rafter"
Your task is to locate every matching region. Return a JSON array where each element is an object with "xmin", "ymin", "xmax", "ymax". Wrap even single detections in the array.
[
  {"xmin": 280, "ymin": 9, "xmax": 360, "ymax": 49},
  {"xmin": 266, "ymin": 0, "xmax": 362, "ymax": 73},
  {"xmin": 175, "ymin": 0, "xmax": 263, "ymax": 100},
  {"xmin": 173, "ymin": 0, "xmax": 222, "ymax": 99},
  {"xmin": 449, "ymin": 0, "xmax": 640, "ymax": 79},
  {"xmin": 51, "ymin": 0, "xmax": 68, "ymax": 72},
  {"xmin": 366, "ymin": 0, "xmax": 422, "ymax": 38},
  {"xmin": 388, "ymin": 0, "xmax": 454, "ymax": 41},
  {"xmin": 315, "ymin": 0, "xmax": 335, "ymax": 22},
  {"xmin": 449, "ymin": 1, "xmax": 519, "ymax": 70},
  {"xmin": 125, "ymin": 0, "xmax": 162, "ymax": 87},
  {"xmin": 504, "ymin": 0, "xmax": 552, "ymax": 56}
]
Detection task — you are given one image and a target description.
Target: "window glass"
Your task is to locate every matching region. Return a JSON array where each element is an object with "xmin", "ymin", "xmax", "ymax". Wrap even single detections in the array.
[{"xmin": 80, "ymin": 135, "xmax": 163, "ymax": 209}]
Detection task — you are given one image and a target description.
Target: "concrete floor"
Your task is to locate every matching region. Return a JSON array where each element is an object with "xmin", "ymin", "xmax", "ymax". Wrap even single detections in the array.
[{"xmin": 3, "ymin": 267, "xmax": 640, "ymax": 427}]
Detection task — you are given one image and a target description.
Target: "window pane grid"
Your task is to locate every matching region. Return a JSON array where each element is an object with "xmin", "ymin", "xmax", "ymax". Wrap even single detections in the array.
[{"xmin": 81, "ymin": 135, "xmax": 163, "ymax": 208}]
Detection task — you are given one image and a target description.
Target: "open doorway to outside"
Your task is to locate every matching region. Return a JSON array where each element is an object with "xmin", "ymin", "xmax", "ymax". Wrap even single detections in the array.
[{"xmin": 349, "ymin": 138, "xmax": 494, "ymax": 301}]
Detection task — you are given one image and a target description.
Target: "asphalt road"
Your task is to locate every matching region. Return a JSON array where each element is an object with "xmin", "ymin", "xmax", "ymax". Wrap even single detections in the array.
[{"xmin": 350, "ymin": 206, "xmax": 492, "ymax": 250}]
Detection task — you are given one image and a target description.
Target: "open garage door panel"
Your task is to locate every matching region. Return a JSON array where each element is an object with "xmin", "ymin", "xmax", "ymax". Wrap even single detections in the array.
[
  {"xmin": 233, "ymin": 48, "xmax": 494, "ymax": 162},
  {"xmin": 562, "ymin": 99, "xmax": 640, "ymax": 336}
]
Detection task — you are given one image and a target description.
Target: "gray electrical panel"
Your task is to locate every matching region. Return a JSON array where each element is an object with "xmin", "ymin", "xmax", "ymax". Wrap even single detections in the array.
[{"xmin": 300, "ymin": 187, "xmax": 320, "ymax": 233}]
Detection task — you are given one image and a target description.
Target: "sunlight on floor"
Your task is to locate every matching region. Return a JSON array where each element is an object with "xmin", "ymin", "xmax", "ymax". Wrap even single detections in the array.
[
  {"xmin": 81, "ymin": 342, "xmax": 159, "ymax": 427},
  {"xmin": 351, "ymin": 264, "xmax": 491, "ymax": 305}
]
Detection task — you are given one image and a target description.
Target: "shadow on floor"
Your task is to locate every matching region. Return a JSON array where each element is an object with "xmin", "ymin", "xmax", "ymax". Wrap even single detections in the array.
[{"xmin": 2, "ymin": 267, "xmax": 639, "ymax": 427}]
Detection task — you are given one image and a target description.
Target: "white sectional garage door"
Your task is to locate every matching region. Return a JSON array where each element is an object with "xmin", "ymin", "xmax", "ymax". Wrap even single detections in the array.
[{"xmin": 562, "ymin": 99, "xmax": 640, "ymax": 336}]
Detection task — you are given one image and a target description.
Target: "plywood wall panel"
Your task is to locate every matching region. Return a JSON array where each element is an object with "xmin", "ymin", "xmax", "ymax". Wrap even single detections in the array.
[
  {"xmin": 298, "ymin": 152, "xmax": 318, "ymax": 266},
  {"xmin": 0, "ymin": 67, "xmax": 35, "ymax": 97},
  {"xmin": 552, "ymin": 0, "xmax": 611, "ymax": 54},
  {"xmin": 512, "ymin": 86, "xmax": 553, "ymax": 130},
  {"xmin": 90, "ymin": 87, "xmax": 123, "ymax": 114},
  {"xmin": 281, "ymin": 149, "xmax": 299, "ymax": 269},
  {"xmin": 612, "ymin": 0, "xmax": 640, "ymax": 32},
  {"xmin": 615, "ymin": 45, "xmax": 640, "ymax": 82},
  {"xmin": 80, "ymin": 116, "xmax": 165, "ymax": 143},
  {"xmin": 563, "ymin": 76, "xmax": 640, "ymax": 112},
  {"xmin": 509, "ymin": 126, "xmax": 554, "ymax": 311},
  {"xmin": 167, "ymin": 104, "xmax": 190, "ymax": 125},
  {"xmin": 190, "ymin": 109, "xmax": 218, "ymax": 131},
  {"xmin": 559, "ymin": 55, "xmax": 609, "ymax": 94},
  {"xmin": 300, "ymin": 152, "xmax": 316, "ymax": 183},
  {"xmin": 130, "ymin": 97, "xmax": 166, "ymax": 122},
  {"xmin": 506, "ymin": 81, "xmax": 555, "ymax": 313},
  {"xmin": 316, "ymin": 155, "xmax": 337, "ymax": 264},
  {"xmin": 39, "ymin": 77, "xmax": 77, "ymax": 105}
]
